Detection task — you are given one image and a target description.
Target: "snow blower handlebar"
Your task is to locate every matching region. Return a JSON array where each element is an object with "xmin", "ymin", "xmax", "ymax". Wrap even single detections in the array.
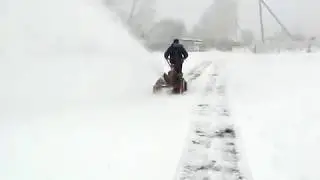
[
  {"xmin": 165, "ymin": 58, "xmax": 174, "ymax": 69},
  {"xmin": 165, "ymin": 58, "xmax": 170, "ymax": 66}
]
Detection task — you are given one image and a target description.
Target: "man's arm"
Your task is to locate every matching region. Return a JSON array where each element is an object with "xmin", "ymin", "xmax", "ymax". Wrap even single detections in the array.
[
  {"xmin": 180, "ymin": 46, "xmax": 188, "ymax": 59},
  {"xmin": 164, "ymin": 46, "xmax": 172, "ymax": 59}
]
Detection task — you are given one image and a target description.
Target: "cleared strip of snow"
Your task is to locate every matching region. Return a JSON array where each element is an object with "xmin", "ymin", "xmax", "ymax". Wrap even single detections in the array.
[
  {"xmin": 175, "ymin": 57, "xmax": 249, "ymax": 180},
  {"xmin": 226, "ymin": 52, "xmax": 320, "ymax": 180}
]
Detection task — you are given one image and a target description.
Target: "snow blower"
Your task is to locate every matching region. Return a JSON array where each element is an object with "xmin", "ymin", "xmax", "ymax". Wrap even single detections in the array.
[{"xmin": 152, "ymin": 59, "xmax": 187, "ymax": 94}]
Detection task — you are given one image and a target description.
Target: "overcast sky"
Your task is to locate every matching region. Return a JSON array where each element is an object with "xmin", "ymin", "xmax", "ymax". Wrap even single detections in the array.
[{"xmin": 155, "ymin": 0, "xmax": 320, "ymax": 37}]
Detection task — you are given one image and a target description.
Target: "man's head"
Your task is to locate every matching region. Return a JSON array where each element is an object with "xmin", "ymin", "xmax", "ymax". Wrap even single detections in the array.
[{"xmin": 173, "ymin": 39, "xmax": 179, "ymax": 44}]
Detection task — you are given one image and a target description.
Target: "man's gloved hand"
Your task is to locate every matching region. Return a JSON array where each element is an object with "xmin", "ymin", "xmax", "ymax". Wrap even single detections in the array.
[{"xmin": 165, "ymin": 58, "xmax": 170, "ymax": 64}]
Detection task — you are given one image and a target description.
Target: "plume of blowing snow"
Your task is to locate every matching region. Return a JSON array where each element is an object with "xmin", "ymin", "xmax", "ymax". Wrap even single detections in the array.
[
  {"xmin": 0, "ymin": 0, "xmax": 158, "ymax": 117},
  {"xmin": 0, "ymin": 1, "xmax": 166, "ymax": 179}
]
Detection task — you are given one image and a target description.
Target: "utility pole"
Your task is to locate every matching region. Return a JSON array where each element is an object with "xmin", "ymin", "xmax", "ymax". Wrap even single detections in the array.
[
  {"xmin": 258, "ymin": 0, "xmax": 265, "ymax": 43},
  {"xmin": 260, "ymin": 0, "xmax": 293, "ymax": 39},
  {"xmin": 127, "ymin": 0, "xmax": 139, "ymax": 25}
]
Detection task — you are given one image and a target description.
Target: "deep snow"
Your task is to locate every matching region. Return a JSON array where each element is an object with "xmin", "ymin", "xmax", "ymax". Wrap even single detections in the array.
[{"xmin": 226, "ymin": 52, "xmax": 320, "ymax": 180}]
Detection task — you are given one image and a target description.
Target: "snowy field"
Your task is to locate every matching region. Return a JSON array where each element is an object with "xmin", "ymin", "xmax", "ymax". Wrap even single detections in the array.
[
  {"xmin": 1, "ymin": 0, "xmax": 320, "ymax": 180},
  {"xmin": 226, "ymin": 52, "xmax": 320, "ymax": 180}
]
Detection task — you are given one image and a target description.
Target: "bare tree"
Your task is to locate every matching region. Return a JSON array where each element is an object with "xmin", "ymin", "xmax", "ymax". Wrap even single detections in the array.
[
  {"xmin": 105, "ymin": 0, "xmax": 156, "ymax": 39},
  {"xmin": 127, "ymin": 0, "xmax": 139, "ymax": 24},
  {"xmin": 128, "ymin": 0, "xmax": 156, "ymax": 38},
  {"xmin": 241, "ymin": 29, "xmax": 254, "ymax": 45},
  {"xmin": 192, "ymin": 0, "xmax": 238, "ymax": 40},
  {"xmin": 145, "ymin": 19, "xmax": 187, "ymax": 50}
]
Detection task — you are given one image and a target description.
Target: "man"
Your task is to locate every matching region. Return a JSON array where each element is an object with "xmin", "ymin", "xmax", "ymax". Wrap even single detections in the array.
[{"xmin": 164, "ymin": 39, "xmax": 188, "ymax": 75}]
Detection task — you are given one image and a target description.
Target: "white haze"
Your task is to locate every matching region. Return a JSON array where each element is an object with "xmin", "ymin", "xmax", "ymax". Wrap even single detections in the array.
[{"xmin": 155, "ymin": 0, "xmax": 320, "ymax": 37}]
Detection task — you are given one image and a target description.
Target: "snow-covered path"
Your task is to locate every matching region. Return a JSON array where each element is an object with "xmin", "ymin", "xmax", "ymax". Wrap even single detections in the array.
[
  {"xmin": 173, "ymin": 58, "xmax": 247, "ymax": 180},
  {"xmin": 174, "ymin": 51, "xmax": 320, "ymax": 180}
]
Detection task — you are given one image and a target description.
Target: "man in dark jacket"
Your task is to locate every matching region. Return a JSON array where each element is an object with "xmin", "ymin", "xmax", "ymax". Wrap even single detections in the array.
[{"xmin": 164, "ymin": 39, "xmax": 188, "ymax": 74}]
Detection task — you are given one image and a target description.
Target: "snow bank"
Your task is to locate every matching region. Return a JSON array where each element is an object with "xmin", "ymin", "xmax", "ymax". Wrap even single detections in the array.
[{"xmin": 226, "ymin": 52, "xmax": 320, "ymax": 180}]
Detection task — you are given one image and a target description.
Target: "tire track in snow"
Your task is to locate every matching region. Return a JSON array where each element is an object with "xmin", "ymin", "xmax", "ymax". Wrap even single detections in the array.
[
  {"xmin": 185, "ymin": 60, "xmax": 213, "ymax": 83},
  {"xmin": 174, "ymin": 61, "xmax": 247, "ymax": 180}
]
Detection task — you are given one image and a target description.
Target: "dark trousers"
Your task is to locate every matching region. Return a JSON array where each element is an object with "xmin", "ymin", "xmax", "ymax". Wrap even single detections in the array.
[
  {"xmin": 173, "ymin": 63, "xmax": 183, "ymax": 74},
  {"xmin": 170, "ymin": 59, "xmax": 183, "ymax": 74}
]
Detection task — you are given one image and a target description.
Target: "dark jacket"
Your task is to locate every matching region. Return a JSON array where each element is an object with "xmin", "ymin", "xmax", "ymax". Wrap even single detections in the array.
[{"xmin": 164, "ymin": 43, "xmax": 188, "ymax": 64}]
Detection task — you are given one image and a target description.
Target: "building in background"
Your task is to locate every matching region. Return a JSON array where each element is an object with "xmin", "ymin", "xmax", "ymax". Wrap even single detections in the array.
[{"xmin": 180, "ymin": 38, "xmax": 204, "ymax": 52}]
